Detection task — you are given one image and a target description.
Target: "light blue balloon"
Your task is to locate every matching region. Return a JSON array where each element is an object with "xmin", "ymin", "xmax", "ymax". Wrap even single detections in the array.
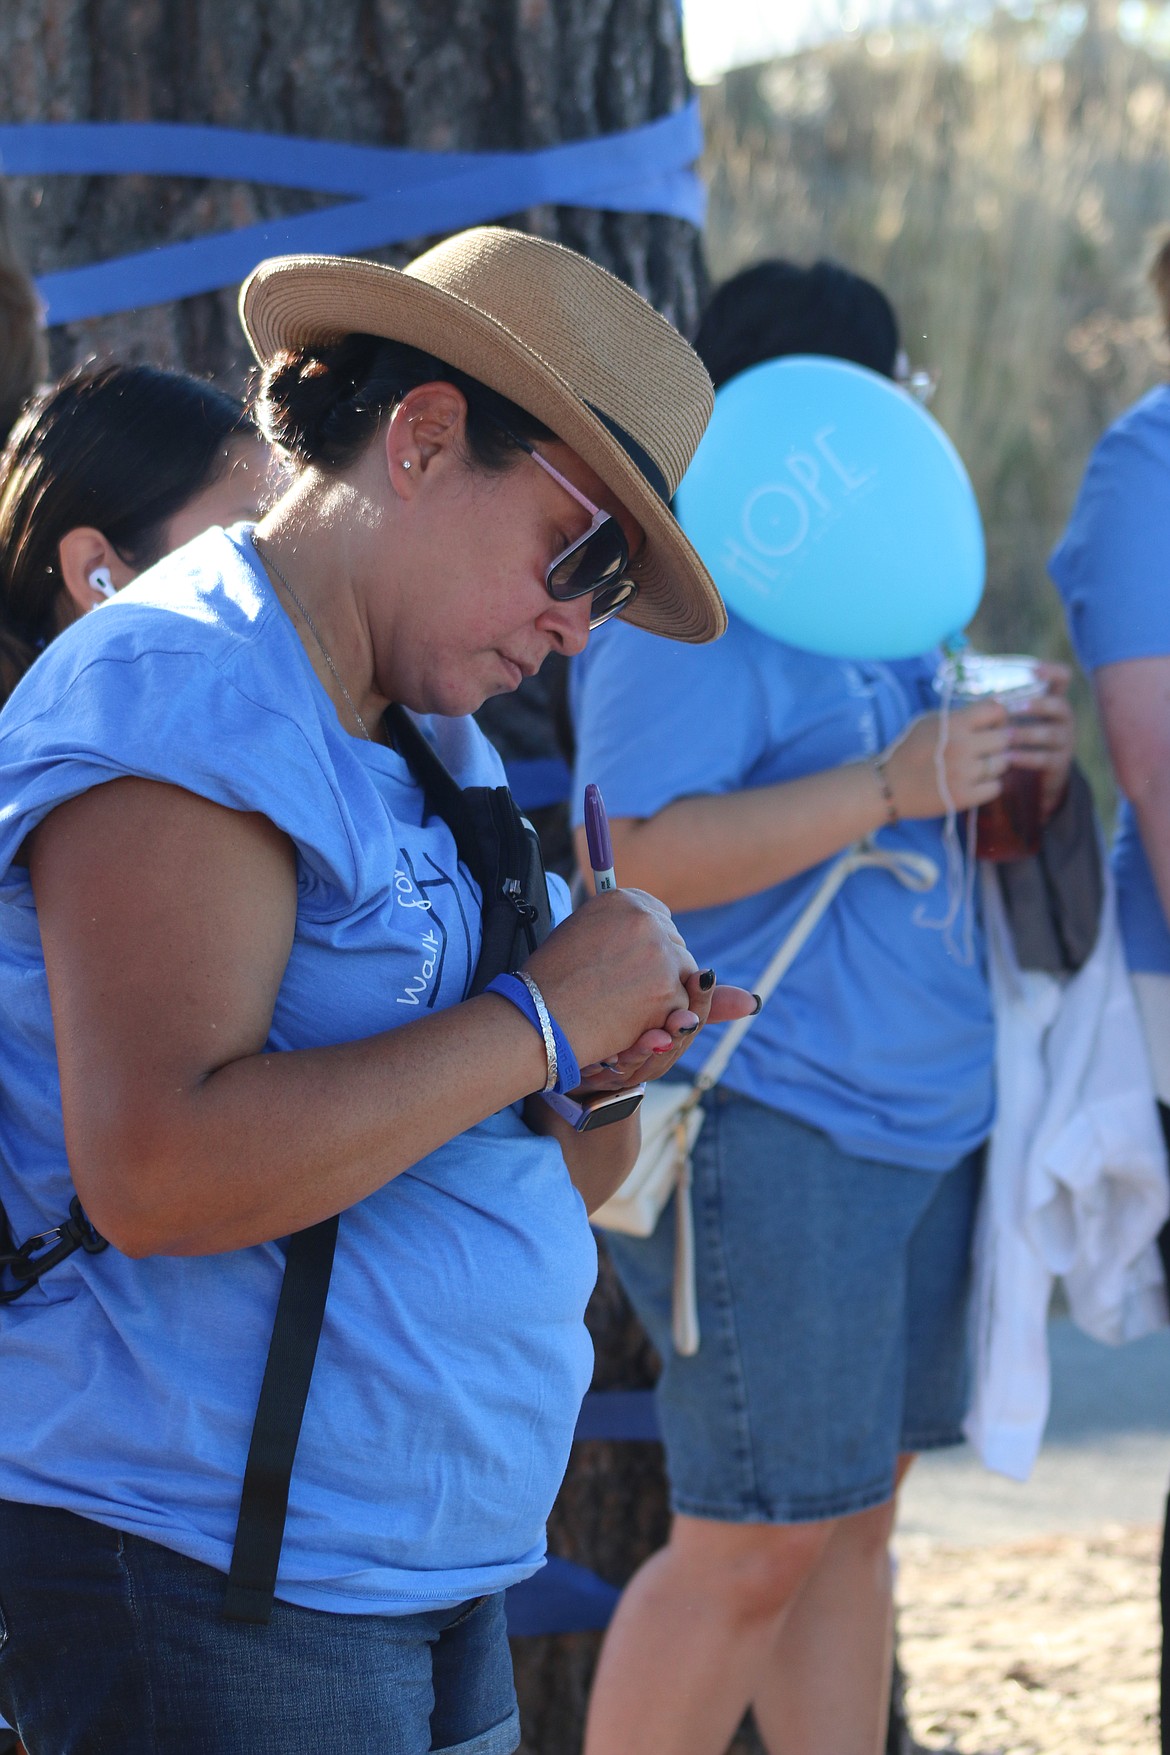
[{"xmin": 675, "ymin": 356, "xmax": 985, "ymax": 659}]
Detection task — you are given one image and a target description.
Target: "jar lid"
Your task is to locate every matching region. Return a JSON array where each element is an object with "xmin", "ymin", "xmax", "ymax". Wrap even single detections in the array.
[{"xmin": 936, "ymin": 652, "xmax": 1045, "ymax": 707}]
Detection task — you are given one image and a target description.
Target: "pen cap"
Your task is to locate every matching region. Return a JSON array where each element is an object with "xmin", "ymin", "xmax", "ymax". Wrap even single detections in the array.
[{"xmin": 584, "ymin": 783, "xmax": 615, "ymax": 873}]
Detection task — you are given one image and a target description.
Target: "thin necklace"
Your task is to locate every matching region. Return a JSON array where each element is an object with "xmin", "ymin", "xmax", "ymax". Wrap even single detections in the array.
[{"xmin": 255, "ymin": 537, "xmax": 373, "ymax": 742}]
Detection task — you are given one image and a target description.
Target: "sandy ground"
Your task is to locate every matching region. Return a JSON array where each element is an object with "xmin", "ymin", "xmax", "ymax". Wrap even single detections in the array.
[
  {"xmin": 891, "ymin": 1318, "xmax": 1170, "ymax": 1754},
  {"xmin": 897, "ymin": 1525, "xmax": 1160, "ymax": 1754}
]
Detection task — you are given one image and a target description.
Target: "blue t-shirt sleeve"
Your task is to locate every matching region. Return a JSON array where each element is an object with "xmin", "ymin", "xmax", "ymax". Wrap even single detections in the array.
[
  {"xmin": 571, "ymin": 621, "xmax": 771, "ymax": 824},
  {"xmin": 0, "ymin": 641, "xmax": 357, "ymax": 897},
  {"xmin": 1050, "ymin": 393, "xmax": 1170, "ymax": 672}
]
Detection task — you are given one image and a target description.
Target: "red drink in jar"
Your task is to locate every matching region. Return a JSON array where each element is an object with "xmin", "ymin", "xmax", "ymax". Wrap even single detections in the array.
[{"xmin": 936, "ymin": 653, "xmax": 1046, "ymax": 862}]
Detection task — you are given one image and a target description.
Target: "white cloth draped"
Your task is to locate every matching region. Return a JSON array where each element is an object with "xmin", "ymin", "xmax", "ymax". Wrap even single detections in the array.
[{"xmin": 964, "ymin": 865, "xmax": 1169, "ymax": 1481}]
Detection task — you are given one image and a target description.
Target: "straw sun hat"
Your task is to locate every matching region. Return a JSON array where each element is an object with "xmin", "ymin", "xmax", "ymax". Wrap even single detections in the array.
[{"xmin": 239, "ymin": 226, "xmax": 726, "ymax": 644}]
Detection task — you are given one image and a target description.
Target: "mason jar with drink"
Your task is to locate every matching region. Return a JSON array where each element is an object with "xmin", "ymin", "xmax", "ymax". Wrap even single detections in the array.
[{"xmin": 936, "ymin": 653, "xmax": 1048, "ymax": 861}]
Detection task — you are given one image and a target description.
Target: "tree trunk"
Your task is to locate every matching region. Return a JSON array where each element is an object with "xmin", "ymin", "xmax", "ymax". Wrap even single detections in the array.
[
  {"xmin": 0, "ymin": 0, "xmax": 703, "ymax": 386},
  {"xmin": 0, "ymin": 6, "xmax": 717, "ymax": 1751}
]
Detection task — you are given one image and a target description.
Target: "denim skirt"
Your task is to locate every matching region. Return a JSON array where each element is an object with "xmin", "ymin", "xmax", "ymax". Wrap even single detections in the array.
[
  {"xmin": 0, "ymin": 1501, "xmax": 519, "ymax": 1755},
  {"xmin": 606, "ymin": 1090, "xmax": 983, "ymax": 1525}
]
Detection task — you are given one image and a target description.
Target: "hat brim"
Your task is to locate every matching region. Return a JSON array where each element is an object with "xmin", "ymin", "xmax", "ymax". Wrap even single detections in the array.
[{"xmin": 240, "ymin": 255, "xmax": 727, "ymax": 645}]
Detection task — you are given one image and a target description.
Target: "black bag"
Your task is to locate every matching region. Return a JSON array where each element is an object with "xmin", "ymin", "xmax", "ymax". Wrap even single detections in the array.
[{"xmin": 221, "ymin": 706, "xmax": 555, "ymax": 1622}]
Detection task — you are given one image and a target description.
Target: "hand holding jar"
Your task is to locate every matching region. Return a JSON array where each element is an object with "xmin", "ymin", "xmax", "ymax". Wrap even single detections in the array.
[{"xmin": 938, "ymin": 654, "xmax": 1075, "ymax": 860}]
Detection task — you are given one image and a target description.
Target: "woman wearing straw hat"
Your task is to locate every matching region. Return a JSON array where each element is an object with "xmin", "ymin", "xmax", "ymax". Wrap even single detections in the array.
[{"xmin": 0, "ymin": 227, "xmax": 750, "ymax": 1754}]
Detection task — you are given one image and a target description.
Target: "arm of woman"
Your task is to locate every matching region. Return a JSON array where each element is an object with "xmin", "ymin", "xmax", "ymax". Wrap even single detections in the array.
[
  {"xmin": 28, "ymin": 777, "xmax": 711, "ymax": 1258},
  {"xmin": 1094, "ymin": 656, "xmax": 1170, "ymax": 925},
  {"xmin": 579, "ymin": 701, "xmax": 1013, "ymax": 914}
]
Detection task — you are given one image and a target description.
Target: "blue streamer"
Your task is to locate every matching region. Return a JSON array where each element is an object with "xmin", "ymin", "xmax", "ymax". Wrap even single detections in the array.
[
  {"xmin": 573, "ymin": 1388, "xmax": 660, "ymax": 1442},
  {"xmin": 0, "ymin": 109, "xmax": 701, "ymax": 198},
  {"xmin": 0, "ymin": 105, "xmax": 704, "ymax": 325},
  {"xmin": 504, "ymin": 1391, "xmax": 660, "ymax": 1636},
  {"xmin": 503, "ymin": 756, "xmax": 572, "ymax": 812},
  {"xmin": 505, "ymin": 1556, "xmax": 621, "ymax": 1638}
]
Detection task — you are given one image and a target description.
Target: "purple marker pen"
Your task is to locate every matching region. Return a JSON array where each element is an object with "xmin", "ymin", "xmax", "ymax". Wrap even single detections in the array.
[
  {"xmin": 539, "ymin": 781, "xmax": 645, "ymax": 1130},
  {"xmin": 584, "ymin": 783, "xmax": 617, "ymax": 893}
]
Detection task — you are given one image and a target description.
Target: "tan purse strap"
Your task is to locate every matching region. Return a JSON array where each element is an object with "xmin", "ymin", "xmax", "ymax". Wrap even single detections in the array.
[{"xmin": 688, "ymin": 839, "xmax": 939, "ymax": 1100}]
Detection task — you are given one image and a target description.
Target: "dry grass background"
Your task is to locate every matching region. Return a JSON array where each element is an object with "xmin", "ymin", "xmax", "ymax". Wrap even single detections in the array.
[
  {"xmin": 699, "ymin": 8, "xmax": 1170, "ymax": 810},
  {"xmin": 699, "ymin": 22, "xmax": 1170, "ymax": 1750}
]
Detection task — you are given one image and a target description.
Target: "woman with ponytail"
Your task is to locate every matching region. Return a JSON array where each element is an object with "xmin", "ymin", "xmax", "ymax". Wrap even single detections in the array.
[{"xmin": 0, "ymin": 360, "xmax": 269, "ymax": 703}]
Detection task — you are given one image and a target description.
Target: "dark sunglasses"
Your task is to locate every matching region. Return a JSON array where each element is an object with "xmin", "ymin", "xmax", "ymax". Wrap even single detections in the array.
[{"xmin": 504, "ymin": 431, "xmax": 639, "ymax": 630}]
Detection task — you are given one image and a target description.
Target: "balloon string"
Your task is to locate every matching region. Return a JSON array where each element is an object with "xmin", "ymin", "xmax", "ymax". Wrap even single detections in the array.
[{"xmin": 913, "ymin": 668, "xmax": 976, "ymax": 964}]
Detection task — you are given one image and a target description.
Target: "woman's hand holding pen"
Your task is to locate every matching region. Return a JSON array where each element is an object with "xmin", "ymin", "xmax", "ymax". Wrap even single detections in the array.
[
  {"xmin": 522, "ymin": 888, "xmax": 755, "ymax": 1093},
  {"xmin": 576, "ymin": 960, "xmax": 757, "ymax": 1094},
  {"xmin": 525, "ymin": 782, "xmax": 755, "ymax": 1095}
]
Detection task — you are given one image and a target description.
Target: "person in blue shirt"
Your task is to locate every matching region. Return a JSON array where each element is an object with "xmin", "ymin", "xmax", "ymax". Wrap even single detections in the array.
[
  {"xmin": 0, "ymin": 228, "xmax": 753, "ymax": 1755},
  {"xmin": 1050, "ymin": 230, "xmax": 1170, "ymax": 1755},
  {"xmin": 0, "ymin": 360, "xmax": 271, "ymax": 703},
  {"xmin": 576, "ymin": 259, "xmax": 1077, "ymax": 1755},
  {"xmin": 0, "ymin": 357, "xmax": 270, "ymax": 1755}
]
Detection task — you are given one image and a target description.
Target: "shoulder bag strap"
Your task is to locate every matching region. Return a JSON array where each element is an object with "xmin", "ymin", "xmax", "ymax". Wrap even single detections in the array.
[
  {"xmin": 222, "ymin": 706, "xmax": 549, "ymax": 1624},
  {"xmin": 222, "ymin": 711, "xmax": 471, "ymax": 1624},
  {"xmin": 383, "ymin": 703, "xmax": 486, "ymax": 883},
  {"xmin": 688, "ymin": 840, "xmax": 939, "ymax": 1100},
  {"xmin": 222, "ymin": 1216, "xmax": 339, "ymax": 1623}
]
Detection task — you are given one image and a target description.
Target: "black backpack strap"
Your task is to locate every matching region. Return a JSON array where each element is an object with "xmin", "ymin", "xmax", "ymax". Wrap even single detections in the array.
[
  {"xmin": 384, "ymin": 704, "xmax": 484, "ymax": 879},
  {"xmin": 222, "ymin": 708, "xmax": 554, "ymax": 1624},
  {"xmin": 0, "ymin": 1195, "xmax": 107, "ymax": 1305},
  {"xmin": 385, "ymin": 704, "xmax": 553, "ymax": 993},
  {"xmin": 222, "ymin": 1215, "xmax": 339, "ymax": 1623}
]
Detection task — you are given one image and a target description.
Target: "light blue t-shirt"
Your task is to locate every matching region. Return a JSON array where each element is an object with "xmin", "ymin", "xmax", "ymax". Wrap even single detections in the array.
[
  {"xmin": 1050, "ymin": 385, "xmax": 1170, "ymax": 973},
  {"xmin": 0, "ymin": 525, "xmax": 596, "ymax": 1615},
  {"xmin": 572, "ymin": 614, "xmax": 994, "ymax": 1172}
]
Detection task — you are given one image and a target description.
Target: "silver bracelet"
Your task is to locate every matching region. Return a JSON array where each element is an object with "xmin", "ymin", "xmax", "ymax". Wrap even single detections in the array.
[{"xmin": 516, "ymin": 971, "xmax": 559, "ymax": 1093}]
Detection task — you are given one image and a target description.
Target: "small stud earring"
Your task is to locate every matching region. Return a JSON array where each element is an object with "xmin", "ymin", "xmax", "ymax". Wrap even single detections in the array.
[{"xmin": 401, "ymin": 460, "xmax": 412, "ymax": 470}]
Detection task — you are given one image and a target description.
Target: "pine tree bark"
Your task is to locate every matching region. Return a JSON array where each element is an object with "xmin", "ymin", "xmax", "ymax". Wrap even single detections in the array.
[
  {"xmin": 0, "ymin": 0, "xmax": 703, "ymax": 384},
  {"xmin": 0, "ymin": 6, "xmax": 712, "ymax": 1752}
]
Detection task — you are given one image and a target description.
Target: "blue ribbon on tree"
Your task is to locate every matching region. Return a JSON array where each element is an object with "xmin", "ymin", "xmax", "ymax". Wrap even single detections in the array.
[
  {"xmin": 504, "ymin": 1388, "xmax": 659, "ymax": 1637},
  {"xmin": 0, "ymin": 104, "xmax": 704, "ymax": 325}
]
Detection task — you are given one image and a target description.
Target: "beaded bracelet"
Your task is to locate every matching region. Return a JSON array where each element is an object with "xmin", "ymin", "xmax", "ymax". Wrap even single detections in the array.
[
  {"xmin": 870, "ymin": 751, "xmax": 900, "ymax": 826},
  {"xmin": 485, "ymin": 972, "xmax": 582, "ymax": 1096}
]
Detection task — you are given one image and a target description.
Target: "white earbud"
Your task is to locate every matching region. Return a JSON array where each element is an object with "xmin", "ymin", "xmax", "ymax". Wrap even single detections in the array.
[{"xmin": 88, "ymin": 567, "xmax": 115, "ymax": 600}]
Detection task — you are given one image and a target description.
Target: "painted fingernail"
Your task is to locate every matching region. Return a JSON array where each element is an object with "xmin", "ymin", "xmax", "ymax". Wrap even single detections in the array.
[
  {"xmin": 652, "ymin": 1044, "xmax": 673, "ymax": 1054},
  {"xmin": 751, "ymin": 993, "xmax": 763, "ymax": 1015},
  {"xmin": 677, "ymin": 1023, "xmax": 699, "ymax": 1035},
  {"xmin": 698, "ymin": 969, "xmax": 716, "ymax": 991}
]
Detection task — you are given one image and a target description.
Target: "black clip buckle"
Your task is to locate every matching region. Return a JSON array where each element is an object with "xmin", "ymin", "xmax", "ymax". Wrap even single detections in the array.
[
  {"xmin": 502, "ymin": 877, "xmax": 538, "ymax": 923},
  {"xmin": 0, "ymin": 1196, "xmax": 107, "ymax": 1303}
]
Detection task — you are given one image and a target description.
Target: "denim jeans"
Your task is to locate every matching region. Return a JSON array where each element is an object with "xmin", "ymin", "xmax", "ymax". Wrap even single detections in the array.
[
  {"xmin": 607, "ymin": 1092, "xmax": 982, "ymax": 1523},
  {"xmin": 0, "ymin": 1500, "xmax": 519, "ymax": 1754}
]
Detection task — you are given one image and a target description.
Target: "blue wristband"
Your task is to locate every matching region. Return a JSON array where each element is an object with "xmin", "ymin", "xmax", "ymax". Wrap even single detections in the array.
[{"xmin": 485, "ymin": 972, "xmax": 582, "ymax": 1096}]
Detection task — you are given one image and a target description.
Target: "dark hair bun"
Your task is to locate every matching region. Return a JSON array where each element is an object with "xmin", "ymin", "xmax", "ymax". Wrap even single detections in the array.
[
  {"xmin": 255, "ymin": 336, "xmax": 382, "ymax": 468},
  {"xmin": 252, "ymin": 333, "xmax": 553, "ymax": 476}
]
